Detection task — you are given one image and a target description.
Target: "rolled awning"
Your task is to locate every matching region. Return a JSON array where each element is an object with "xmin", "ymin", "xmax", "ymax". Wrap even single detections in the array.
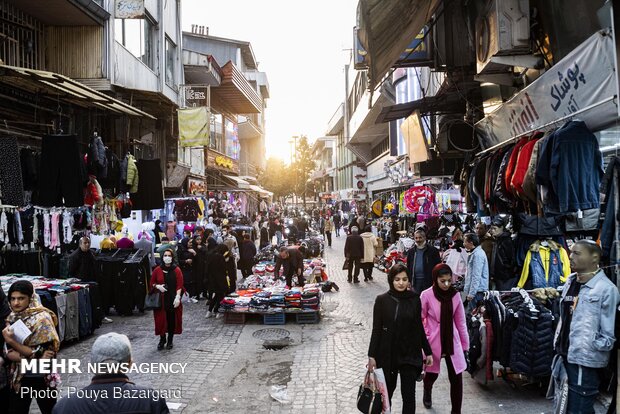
[
  {"xmin": 249, "ymin": 184, "xmax": 273, "ymax": 197},
  {"xmin": 223, "ymin": 174, "xmax": 250, "ymax": 189},
  {"xmin": 0, "ymin": 64, "xmax": 155, "ymax": 119},
  {"xmin": 357, "ymin": 0, "xmax": 440, "ymax": 91}
]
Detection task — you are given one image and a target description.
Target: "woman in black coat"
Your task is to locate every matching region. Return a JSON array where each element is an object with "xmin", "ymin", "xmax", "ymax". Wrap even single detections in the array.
[
  {"xmin": 367, "ymin": 263, "xmax": 432, "ymax": 413},
  {"xmin": 238, "ymin": 234, "xmax": 257, "ymax": 278},
  {"xmin": 205, "ymin": 244, "xmax": 237, "ymax": 319},
  {"xmin": 259, "ymin": 222, "xmax": 270, "ymax": 249},
  {"xmin": 191, "ymin": 235, "xmax": 208, "ymax": 300}
]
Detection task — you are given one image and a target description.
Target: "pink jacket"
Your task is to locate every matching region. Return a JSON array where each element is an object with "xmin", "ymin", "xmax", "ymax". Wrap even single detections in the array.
[{"xmin": 420, "ymin": 288, "xmax": 470, "ymax": 374}]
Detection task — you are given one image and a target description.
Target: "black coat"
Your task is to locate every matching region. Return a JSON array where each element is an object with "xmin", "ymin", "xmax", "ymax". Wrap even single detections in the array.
[
  {"xmin": 68, "ymin": 249, "xmax": 96, "ymax": 281},
  {"xmin": 344, "ymin": 234, "xmax": 364, "ymax": 258},
  {"xmin": 208, "ymin": 253, "xmax": 237, "ymax": 295},
  {"xmin": 239, "ymin": 240, "xmax": 257, "ymax": 270},
  {"xmin": 368, "ymin": 292, "xmax": 432, "ymax": 375},
  {"xmin": 405, "ymin": 244, "xmax": 441, "ymax": 291},
  {"xmin": 490, "ymin": 232, "xmax": 516, "ymax": 281},
  {"xmin": 274, "ymin": 248, "xmax": 303, "ymax": 277}
]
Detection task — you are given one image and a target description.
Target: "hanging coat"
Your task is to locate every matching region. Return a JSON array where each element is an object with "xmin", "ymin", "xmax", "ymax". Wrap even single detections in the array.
[
  {"xmin": 518, "ymin": 240, "xmax": 570, "ymax": 289},
  {"xmin": 126, "ymin": 154, "xmax": 139, "ymax": 193}
]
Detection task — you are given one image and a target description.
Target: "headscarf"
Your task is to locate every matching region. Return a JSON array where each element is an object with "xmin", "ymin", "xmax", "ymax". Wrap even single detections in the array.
[
  {"xmin": 432, "ymin": 263, "xmax": 457, "ymax": 355},
  {"xmin": 387, "ymin": 265, "xmax": 415, "ymax": 299},
  {"xmin": 7, "ymin": 293, "xmax": 60, "ymax": 391}
]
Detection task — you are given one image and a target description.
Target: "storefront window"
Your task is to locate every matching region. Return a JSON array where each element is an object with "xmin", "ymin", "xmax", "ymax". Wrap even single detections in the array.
[
  {"xmin": 210, "ymin": 113, "xmax": 223, "ymax": 153},
  {"xmin": 114, "ymin": 18, "xmax": 154, "ymax": 70},
  {"xmin": 165, "ymin": 38, "xmax": 176, "ymax": 87},
  {"xmin": 225, "ymin": 118, "xmax": 240, "ymax": 160}
]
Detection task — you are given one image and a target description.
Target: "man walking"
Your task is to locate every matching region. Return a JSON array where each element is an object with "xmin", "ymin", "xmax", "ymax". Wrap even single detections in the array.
[
  {"xmin": 553, "ymin": 240, "xmax": 619, "ymax": 413},
  {"xmin": 463, "ymin": 233, "xmax": 489, "ymax": 311},
  {"xmin": 333, "ymin": 213, "xmax": 342, "ymax": 237},
  {"xmin": 360, "ymin": 227, "xmax": 378, "ymax": 281},
  {"xmin": 344, "ymin": 226, "xmax": 364, "ymax": 283},
  {"xmin": 406, "ymin": 229, "xmax": 441, "ymax": 293}
]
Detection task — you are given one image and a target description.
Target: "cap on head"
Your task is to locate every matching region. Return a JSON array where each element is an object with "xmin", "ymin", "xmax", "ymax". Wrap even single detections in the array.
[
  {"xmin": 91, "ymin": 332, "xmax": 132, "ymax": 364},
  {"xmin": 491, "ymin": 217, "xmax": 505, "ymax": 228}
]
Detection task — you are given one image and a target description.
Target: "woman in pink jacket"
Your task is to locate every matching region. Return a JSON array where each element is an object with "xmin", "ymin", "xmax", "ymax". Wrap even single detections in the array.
[{"xmin": 420, "ymin": 263, "xmax": 469, "ymax": 414}]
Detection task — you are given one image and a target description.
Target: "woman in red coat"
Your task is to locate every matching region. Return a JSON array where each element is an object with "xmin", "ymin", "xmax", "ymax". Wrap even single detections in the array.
[{"xmin": 150, "ymin": 249, "xmax": 184, "ymax": 350}]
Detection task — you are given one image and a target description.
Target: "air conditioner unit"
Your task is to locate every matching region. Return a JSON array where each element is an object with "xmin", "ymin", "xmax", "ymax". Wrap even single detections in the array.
[
  {"xmin": 436, "ymin": 116, "xmax": 478, "ymax": 156},
  {"xmin": 476, "ymin": 0, "xmax": 530, "ymax": 74}
]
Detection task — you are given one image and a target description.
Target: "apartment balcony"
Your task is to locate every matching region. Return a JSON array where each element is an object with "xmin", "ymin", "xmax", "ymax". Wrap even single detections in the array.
[
  {"xmin": 239, "ymin": 162, "xmax": 260, "ymax": 178},
  {"xmin": 326, "ymin": 103, "xmax": 344, "ymax": 135},
  {"xmin": 183, "ymin": 50, "xmax": 222, "ymax": 86},
  {"xmin": 238, "ymin": 117, "xmax": 263, "ymax": 140},
  {"xmin": 112, "ymin": 41, "xmax": 159, "ymax": 93}
]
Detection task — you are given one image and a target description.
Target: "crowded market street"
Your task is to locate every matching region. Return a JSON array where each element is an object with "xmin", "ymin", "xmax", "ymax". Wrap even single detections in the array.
[{"xmin": 49, "ymin": 233, "xmax": 587, "ymax": 414}]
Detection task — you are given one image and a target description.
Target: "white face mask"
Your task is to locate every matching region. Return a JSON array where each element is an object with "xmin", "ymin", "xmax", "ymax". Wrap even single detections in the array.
[{"xmin": 163, "ymin": 256, "xmax": 173, "ymax": 265}]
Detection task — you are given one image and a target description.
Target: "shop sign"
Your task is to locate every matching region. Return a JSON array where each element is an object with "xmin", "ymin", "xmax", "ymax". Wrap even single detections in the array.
[
  {"xmin": 187, "ymin": 178, "xmax": 206, "ymax": 195},
  {"xmin": 184, "ymin": 86, "xmax": 208, "ymax": 107},
  {"xmin": 476, "ymin": 30, "xmax": 618, "ymax": 149},
  {"xmin": 215, "ymin": 155, "xmax": 233, "ymax": 169},
  {"xmin": 166, "ymin": 163, "xmax": 190, "ymax": 188},
  {"xmin": 115, "ymin": 0, "xmax": 145, "ymax": 19}
]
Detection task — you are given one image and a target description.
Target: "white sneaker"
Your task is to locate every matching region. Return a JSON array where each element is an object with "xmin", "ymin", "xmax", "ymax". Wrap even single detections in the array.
[
  {"xmin": 215, "ymin": 312, "xmax": 222, "ymax": 319},
  {"xmin": 205, "ymin": 311, "xmax": 212, "ymax": 318},
  {"xmin": 190, "ymin": 298, "xmax": 198, "ymax": 304},
  {"xmin": 102, "ymin": 317, "xmax": 113, "ymax": 324}
]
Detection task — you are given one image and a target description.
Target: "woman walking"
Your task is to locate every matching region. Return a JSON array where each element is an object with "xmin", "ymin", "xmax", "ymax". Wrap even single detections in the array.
[
  {"xmin": 150, "ymin": 249, "xmax": 184, "ymax": 350},
  {"xmin": 3, "ymin": 280, "xmax": 60, "ymax": 414},
  {"xmin": 420, "ymin": 264, "xmax": 469, "ymax": 413},
  {"xmin": 239, "ymin": 233, "xmax": 257, "ymax": 278},
  {"xmin": 178, "ymin": 237, "xmax": 196, "ymax": 300},
  {"xmin": 192, "ymin": 234, "xmax": 208, "ymax": 300},
  {"xmin": 259, "ymin": 221, "xmax": 270, "ymax": 249},
  {"xmin": 323, "ymin": 216, "xmax": 333, "ymax": 247},
  {"xmin": 206, "ymin": 244, "xmax": 237, "ymax": 318},
  {"xmin": 367, "ymin": 263, "xmax": 432, "ymax": 413}
]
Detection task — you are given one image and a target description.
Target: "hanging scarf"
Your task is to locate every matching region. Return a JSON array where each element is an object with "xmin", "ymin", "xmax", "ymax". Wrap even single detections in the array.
[
  {"xmin": 7, "ymin": 294, "xmax": 60, "ymax": 391},
  {"xmin": 431, "ymin": 264, "xmax": 457, "ymax": 356}
]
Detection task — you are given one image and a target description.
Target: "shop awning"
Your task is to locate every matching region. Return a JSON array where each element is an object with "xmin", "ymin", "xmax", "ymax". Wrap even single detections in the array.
[
  {"xmin": 356, "ymin": 0, "xmax": 440, "ymax": 91},
  {"xmin": 224, "ymin": 174, "xmax": 251, "ymax": 189},
  {"xmin": 211, "ymin": 62, "xmax": 262, "ymax": 114},
  {"xmin": 0, "ymin": 65, "xmax": 156, "ymax": 119},
  {"xmin": 249, "ymin": 184, "xmax": 273, "ymax": 197}
]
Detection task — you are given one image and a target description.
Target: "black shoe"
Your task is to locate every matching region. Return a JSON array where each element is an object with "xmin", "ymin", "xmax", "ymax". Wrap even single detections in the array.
[
  {"xmin": 166, "ymin": 340, "xmax": 173, "ymax": 350},
  {"xmin": 157, "ymin": 338, "xmax": 166, "ymax": 350},
  {"xmin": 423, "ymin": 388, "xmax": 432, "ymax": 408},
  {"xmin": 333, "ymin": 283, "xmax": 340, "ymax": 292},
  {"xmin": 368, "ymin": 276, "xmax": 374, "ymax": 281},
  {"xmin": 348, "ymin": 278, "xmax": 352, "ymax": 283},
  {"xmin": 354, "ymin": 279, "xmax": 360, "ymax": 283},
  {"xmin": 364, "ymin": 278, "xmax": 368, "ymax": 282}
]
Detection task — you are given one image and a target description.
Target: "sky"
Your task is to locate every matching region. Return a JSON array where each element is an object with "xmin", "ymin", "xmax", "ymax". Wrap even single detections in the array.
[{"xmin": 181, "ymin": 0, "xmax": 358, "ymax": 161}]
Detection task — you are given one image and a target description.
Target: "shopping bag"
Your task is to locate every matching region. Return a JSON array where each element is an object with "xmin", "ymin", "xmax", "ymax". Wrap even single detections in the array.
[
  {"xmin": 357, "ymin": 371, "xmax": 383, "ymax": 414},
  {"xmin": 143, "ymin": 291, "xmax": 161, "ymax": 311},
  {"xmin": 373, "ymin": 368, "xmax": 391, "ymax": 413},
  {"xmin": 342, "ymin": 258, "xmax": 350, "ymax": 270},
  {"xmin": 180, "ymin": 291, "xmax": 191, "ymax": 304}
]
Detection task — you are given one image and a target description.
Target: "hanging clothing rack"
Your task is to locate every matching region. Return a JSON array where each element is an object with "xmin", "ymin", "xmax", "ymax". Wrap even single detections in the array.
[{"xmin": 476, "ymin": 95, "xmax": 618, "ymax": 157}]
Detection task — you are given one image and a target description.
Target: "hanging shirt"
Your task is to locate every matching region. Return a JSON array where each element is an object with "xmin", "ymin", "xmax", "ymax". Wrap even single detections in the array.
[{"xmin": 556, "ymin": 281, "xmax": 583, "ymax": 357}]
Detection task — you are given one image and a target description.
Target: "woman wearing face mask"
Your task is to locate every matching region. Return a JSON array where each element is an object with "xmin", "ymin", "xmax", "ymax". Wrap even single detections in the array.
[
  {"xmin": 420, "ymin": 264, "xmax": 469, "ymax": 413},
  {"xmin": 2, "ymin": 280, "xmax": 59, "ymax": 414},
  {"xmin": 367, "ymin": 263, "xmax": 432, "ymax": 413},
  {"xmin": 205, "ymin": 244, "xmax": 236, "ymax": 319},
  {"xmin": 150, "ymin": 249, "xmax": 184, "ymax": 350}
]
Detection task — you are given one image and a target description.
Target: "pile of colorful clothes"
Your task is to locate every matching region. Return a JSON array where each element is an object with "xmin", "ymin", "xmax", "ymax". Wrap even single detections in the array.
[{"xmin": 220, "ymin": 284, "xmax": 323, "ymax": 313}]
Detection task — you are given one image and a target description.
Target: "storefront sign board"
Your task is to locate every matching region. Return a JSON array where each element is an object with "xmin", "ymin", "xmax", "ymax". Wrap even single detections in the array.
[{"xmin": 476, "ymin": 30, "xmax": 618, "ymax": 149}]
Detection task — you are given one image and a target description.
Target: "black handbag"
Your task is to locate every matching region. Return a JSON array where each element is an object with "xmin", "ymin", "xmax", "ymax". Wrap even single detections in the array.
[
  {"xmin": 144, "ymin": 291, "xmax": 162, "ymax": 311},
  {"xmin": 357, "ymin": 372, "xmax": 383, "ymax": 414},
  {"xmin": 342, "ymin": 258, "xmax": 350, "ymax": 270}
]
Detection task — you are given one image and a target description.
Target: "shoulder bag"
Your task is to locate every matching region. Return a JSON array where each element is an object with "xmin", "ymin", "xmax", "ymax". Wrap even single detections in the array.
[
  {"xmin": 144, "ymin": 290, "xmax": 162, "ymax": 311},
  {"xmin": 357, "ymin": 371, "xmax": 383, "ymax": 414}
]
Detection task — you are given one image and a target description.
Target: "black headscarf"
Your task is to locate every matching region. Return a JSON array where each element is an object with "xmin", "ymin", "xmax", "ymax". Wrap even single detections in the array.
[{"xmin": 432, "ymin": 263, "xmax": 457, "ymax": 355}]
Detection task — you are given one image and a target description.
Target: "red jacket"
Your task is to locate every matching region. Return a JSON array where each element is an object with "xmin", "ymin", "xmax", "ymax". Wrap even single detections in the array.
[
  {"xmin": 150, "ymin": 266, "xmax": 184, "ymax": 336},
  {"xmin": 510, "ymin": 138, "xmax": 540, "ymax": 199},
  {"xmin": 503, "ymin": 137, "xmax": 529, "ymax": 196}
]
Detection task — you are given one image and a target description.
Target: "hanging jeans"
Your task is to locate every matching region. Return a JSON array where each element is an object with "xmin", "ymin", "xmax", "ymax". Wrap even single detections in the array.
[
  {"xmin": 55, "ymin": 294, "xmax": 67, "ymax": 342},
  {"xmin": 0, "ymin": 136, "xmax": 24, "ymax": 206},
  {"xmin": 64, "ymin": 291, "xmax": 80, "ymax": 341}
]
